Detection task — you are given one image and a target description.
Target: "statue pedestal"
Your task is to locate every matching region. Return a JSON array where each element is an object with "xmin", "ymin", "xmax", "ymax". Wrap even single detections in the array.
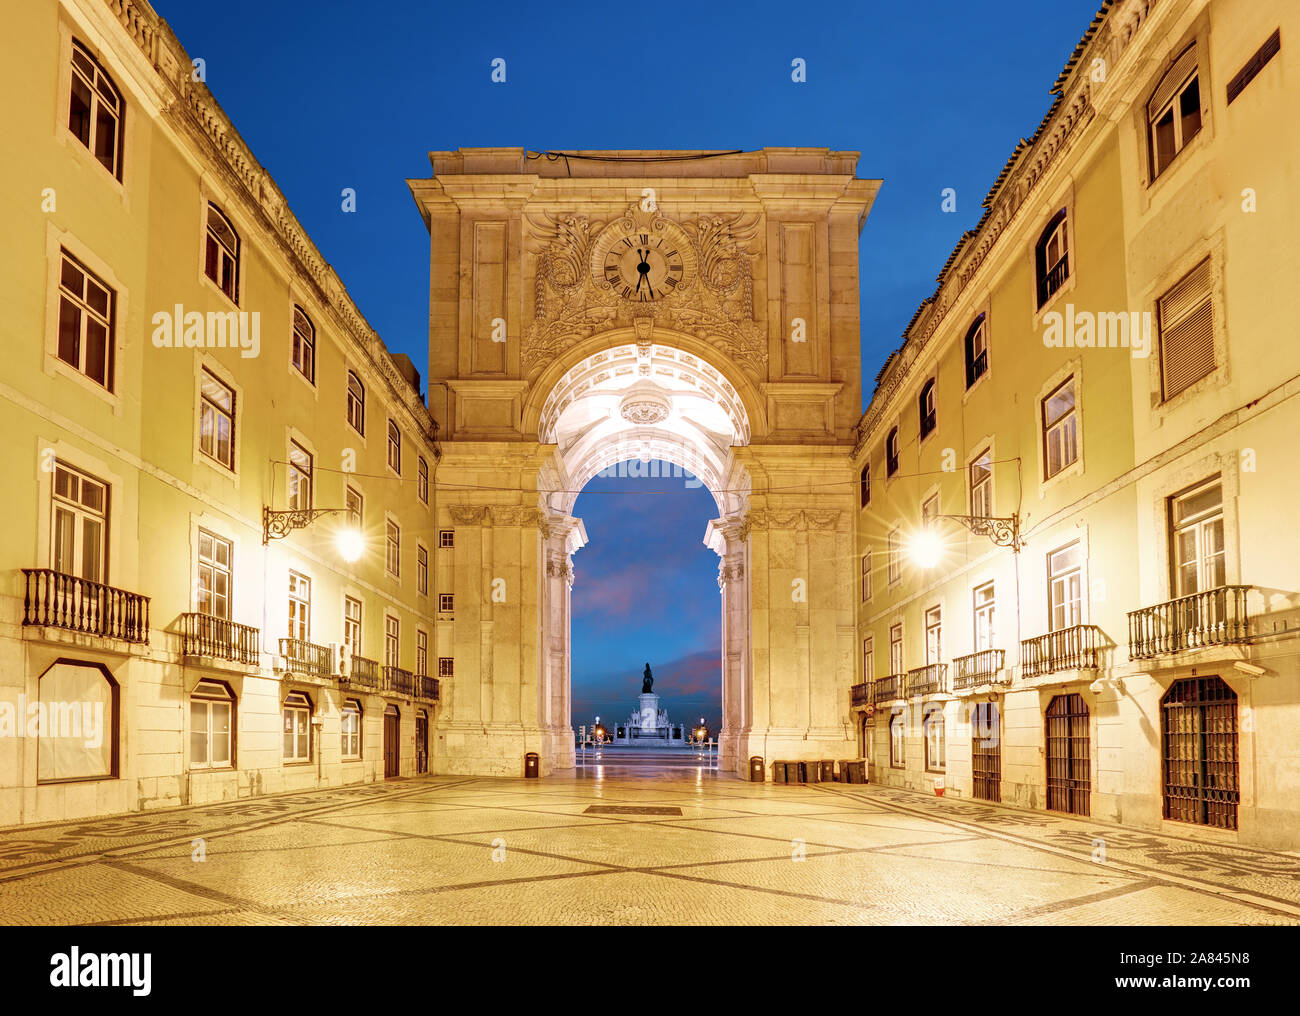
[{"xmin": 638, "ymin": 693, "xmax": 660, "ymax": 732}]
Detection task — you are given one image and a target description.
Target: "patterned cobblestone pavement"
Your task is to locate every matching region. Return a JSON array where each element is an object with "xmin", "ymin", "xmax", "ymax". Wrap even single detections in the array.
[{"xmin": 1, "ymin": 772, "xmax": 1298, "ymax": 925}]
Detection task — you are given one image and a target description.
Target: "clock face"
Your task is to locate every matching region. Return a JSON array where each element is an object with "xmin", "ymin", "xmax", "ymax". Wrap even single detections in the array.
[{"xmin": 591, "ymin": 218, "xmax": 695, "ymax": 302}]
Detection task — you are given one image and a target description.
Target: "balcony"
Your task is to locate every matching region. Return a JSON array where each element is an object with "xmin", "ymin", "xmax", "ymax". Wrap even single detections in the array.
[
  {"xmin": 383, "ymin": 665, "xmax": 415, "ymax": 696},
  {"xmin": 1037, "ymin": 257, "xmax": 1069, "ymax": 308},
  {"xmin": 346, "ymin": 655, "xmax": 381, "ymax": 690},
  {"xmin": 1020, "ymin": 624, "xmax": 1102, "ymax": 678},
  {"xmin": 181, "ymin": 612, "xmax": 260, "ymax": 666},
  {"xmin": 906, "ymin": 663, "xmax": 948, "ymax": 697},
  {"xmin": 416, "ymin": 675, "xmax": 441, "ymax": 701},
  {"xmin": 952, "ymin": 649, "xmax": 1008, "ymax": 692},
  {"xmin": 1128, "ymin": 585, "xmax": 1252, "ymax": 660},
  {"xmin": 874, "ymin": 674, "xmax": 903, "ymax": 702},
  {"xmin": 22, "ymin": 568, "xmax": 150, "ymax": 644},
  {"xmin": 279, "ymin": 638, "xmax": 332, "ymax": 679},
  {"xmin": 850, "ymin": 682, "xmax": 872, "ymax": 708}
]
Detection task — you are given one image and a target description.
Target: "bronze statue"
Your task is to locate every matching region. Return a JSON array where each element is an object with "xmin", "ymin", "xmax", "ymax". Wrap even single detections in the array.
[{"xmin": 642, "ymin": 663, "xmax": 653, "ymax": 694}]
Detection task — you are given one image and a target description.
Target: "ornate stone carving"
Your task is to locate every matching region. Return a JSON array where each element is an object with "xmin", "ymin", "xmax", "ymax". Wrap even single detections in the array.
[
  {"xmin": 522, "ymin": 203, "xmax": 766, "ymax": 379},
  {"xmin": 447, "ymin": 504, "xmax": 550, "ymax": 536},
  {"xmin": 618, "ymin": 380, "xmax": 672, "ymax": 425},
  {"xmin": 743, "ymin": 508, "xmax": 844, "ymax": 533}
]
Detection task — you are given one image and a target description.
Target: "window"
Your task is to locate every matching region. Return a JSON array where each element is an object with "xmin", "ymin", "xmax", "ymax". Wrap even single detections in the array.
[
  {"xmin": 347, "ymin": 371, "xmax": 366, "ymax": 435},
  {"xmin": 345, "ymin": 486, "xmax": 363, "ymax": 526},
  {"xmin": 1158, "ymin": 258, "xmax": 1214, "ymax": 401},
  {"xmin": 1042, "ymin": 376, "xmax": 1078, "ymax": 480},
  {"xmin": 438, "ymin": 657, "xmax": 454, "ymax": 678},
  {"xmin": 973, "ymin": 582, "xmax": 996, "ymax": 651},
  {"xmin": 190, "ymin": 681, "xmax": 233, "ymax": 770},
  {"xmin": 889, "ymin": 711, "xmax": 905, "ymax": 769},
  {"xmin": 68, "ymin": 41, "xmax": 123, "ymax": 179},
  {"xmin": 418, "ymin": 457, "xmax": 429, "ymax": 504},
  {"xmin": 416, "ymin": 630, "xmax": 428, "ymax": 677},
  {"xmin": 969, "ymin": 449, "xmax": 992, "ymax": 518},
  {"xmin": 918, "ymin": 379, "xmax": 937, "ymax": 439},
  {"xmin": 56, "ymin": 251, "xmax": 115, "ymax": 390},
  {"xmin": 860, "ymin": 550, "xmax": 872, "ymax": 602},
  {"xmin": 288, "ymin": 441, "xmax": 312, "ymax": 511},
  {"xmin": 1227, "ymin": 29, "xmax": 1281, "ymax": 106},
  {"xmin": 924, "ymin": 606, "xmax": 942, "ymax": 665},
  {"xmin": 387, "ymin": 421, "xmax": 402, "ymax": 474},
  {"xmin": 439, "ymin": 530, "xmax": 455, "ymax": 549},
  {"xmin": 1162, "ymin": 677, "xmax": 1239, "ymax": 830},
  {"xmin": 439, "ymin": 593, "xmax": 454, "ymax": 613},
  {"xmin": 51, "ymin": 462, "xmax": 108, "ymax": 582},
  {"xmin": 1047, "ymin": 541, "xmax": 1083, "ymax": 631},
  {"xmin": 1035, "ymin": 209, "xmax": 1070, "ymax": 308},
  {"xmin": 292, "ymin": 306, "xmax": 315, "ymax": 383},
  {"xmin": 887, "ymin": 529, "xmax": 902, "ymax": 584},
  {"xmin": 885, "ymin": 428, "xmax": 900, "ymax": 477},
  {"xmin": 862, "ymin": 636, "xmax": 874, "ymax": 682},
  {"xmin": 859, "ymin": 464, "xmax": 870, "ymax": 507},
  {"xmin": 417, "ymin": 545, "xmax": 428, "ymax": 595},
  {"xmin": 1148, "ymin": 45, "xmax": 1202, "ymax": 179},
  {"xmin": 386, "ymin": 520, "xmax": 400, "ymax": 577},
  {"xmin": 204, "ymin": 204, "xmax": 240, "ymax": 302},
  {"xmin": 964, "ymin": 314, "xmax": 987, "ymax": 388},
  {"xmin": 197, "ymin": 529, "xmax": 232, "ymax": 619},
  {"xmin": 921, "ymin": 493, "xmax": 939, "ymax": 524},
  {"xmin": 1170, "ymin": 477, "xmax": 1225, "ymax": 597},
  {"xmin": 889, "ymin": 622, "xmax": 903, "ymax": 676},
  {"xmin": 199, "ymin": 368, "xmax": 236, "ymax": 470},
  {"xmin": 344, "ymin": 596, "xmax": 362, "ymax": 657},
  {"xmin": 384, "ymin": 615, "xmax": 400, "ymax": 668},
  {"xmin": 282, "ymin": 692, "xmax": 311, "ymax": 762},
  {"xmin": 37, "ymin": 660, "xmax": 117, "ymax": 782},
  {"xmin": 923, "ymin": 705, "xmax": 946, "ymax": 772},
  {"xmin": 287, "ymin": 571, "xmax": 311, "ymax": 641},
  {"xmin": 341, "ymin": 701, "xmax": 362, "ymax": 760}
]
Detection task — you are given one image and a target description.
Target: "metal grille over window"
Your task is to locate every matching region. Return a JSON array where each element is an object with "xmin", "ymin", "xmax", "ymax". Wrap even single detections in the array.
[
  {"xmin": 1045, "ymin": 693, "xmax": 1090, "ymax": 816},
  {"xmin": 1159, "ymin": 258, "xmax": 1214, "ymax": 400}
]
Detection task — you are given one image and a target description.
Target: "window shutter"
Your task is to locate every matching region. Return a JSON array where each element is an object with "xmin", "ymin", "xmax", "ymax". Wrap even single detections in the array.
[
  {"xmin": 1160, "ymin": 258, "xmax": 1214, "ymax": 400},
  {"xmin": 1149, "ymin": 44, "xmax": 1199, "ymax": 120}
]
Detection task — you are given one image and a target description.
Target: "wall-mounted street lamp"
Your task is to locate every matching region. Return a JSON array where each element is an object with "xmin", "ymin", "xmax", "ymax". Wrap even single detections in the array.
[
  {"xmin": 262, "ymin": 506, "xmax": 365, "ymax": 562},
  {"xmin": 906, "ymin": 512, "xmax": 1022, "ymax": 568}
]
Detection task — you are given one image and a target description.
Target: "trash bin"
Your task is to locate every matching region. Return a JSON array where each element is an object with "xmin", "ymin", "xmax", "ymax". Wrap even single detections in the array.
[
  {"xmin": 819, "ymin": 760, "xmax": 835, "ymax": 783},
  {"xmin": 801, "ymin": 761, "xmax": 820, "ymax": 783},
  {"xmin": 841, "ymin": 759, "xmax": 866, "ymax": 784},
  {"xmin": 524, "ymin": 752, "xmax": 539, "ymax": 778},
  {"xmin": 772, "ymin": 760, "xmax": 788, "ymax": 784},
  {"xmin": 749, "ymin": 755, "xmax": 765, "ymax": 782}
]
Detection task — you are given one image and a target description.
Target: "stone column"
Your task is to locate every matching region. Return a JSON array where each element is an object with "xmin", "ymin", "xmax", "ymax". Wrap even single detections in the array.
[
  {"xmin": 542, "ymin": 511, "xmax": 586, "ymax": 770},
  {"xmin": 707, "ymin": 515, "xmax": 751, "ymax": 775}
]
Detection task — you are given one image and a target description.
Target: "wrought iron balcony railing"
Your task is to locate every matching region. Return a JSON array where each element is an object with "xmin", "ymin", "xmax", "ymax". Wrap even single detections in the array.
[
  {"xmin": 279, "ymin": 638, "xmax": 332, "ymax": 678},
  {"xmin": 906, "ymin": 663, "xmax": 948, "ymax": 697},
  {"xmin": 1128, "ymin": 585, "xmax": 1252, "ymax": 660},
  {"xmin": 1020, "ymin": 624, "xmax": 1102, "ymax": 678},
  {"xmin": 181, "ymin": 612, "xmax": 260, "ymax": 666},
  {"xmin": 874, "ymin": 674, "xmax": 903, "ymax": 702},
  {"xmin": 346, "ymin": 655, "xmax": 381, "ymax": 689},
  {"xmin": 952, "ymin": 649, "xmax": 1008, "ymax": 691},
  {"xmin": 416, "ymin": 675, "xmax": 441, "ymax": 701},
  {"xmin": 850, "ymin": 682, "xmax": 872, "ymax": 708},
  {"xmin": 383, "ymin": 665, "xmax": 415, "ymax": 696},
  {"xmin": 22, "ymin": 568, "xmax": 150, "ymax": 644},
  {"xmin": 1038, "ymin": 257, "xmax": 1069, "ymax": 307}
]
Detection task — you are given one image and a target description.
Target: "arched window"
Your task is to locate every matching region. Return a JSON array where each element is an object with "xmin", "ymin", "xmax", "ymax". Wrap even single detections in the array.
[
  {"xmin": 387, "ymin": 420, "xmax": 402, "ymax": 474},
  {"xmin": 204, "ymin": 203, "xmax": 240, "ymax": 302},
  {"xmin": 292, "ymin": 306, "xmax": 315, "ymax": 383},
  {"xmin": 346, "ymin": 371, "xmax": 366, "ymax": 434},
  {"xmin": 1148, "ymin": 44, "xmax": 1201, "ymax": 180},
  {"xmin": 1035, "ymin": 209, "xmax": 1069, "ymax": 308},
  {"xmin": 68, "ymin": 41, "xmax": 124, "ymax": 179},
  {"xmin": 283, "ymin": 691, "xmax": 312, "ymax": 763},
  {"xmin": 918, "ymin": 379, "xmax": 937, "ymax": 438},
  {"xmin": 37, "ymin": 659, "xmax": 119, "ymax": 782},
  {"xmin": 190, "ymin": 680, "xmax": 234, "ymax": 770},
  {"xmin": 964, "ymin": 314, "xmax": 987, "ymax": 388},
  {"xmin": 885, "ymin": 427, "xmax": 900, "ymax": 477},
  {"xmin": 859, "ymin": 463, "xmax": 870, "ymax": 507}
]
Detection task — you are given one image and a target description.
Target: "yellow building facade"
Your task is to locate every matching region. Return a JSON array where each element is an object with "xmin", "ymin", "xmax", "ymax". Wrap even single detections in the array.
[
  {"xmin": 852, "ymin": 0, "xmax": 1300, "ymax": 848},
  {"xmin": 0, "ymin": 0, "xmax": 442, "ymax": 827}
]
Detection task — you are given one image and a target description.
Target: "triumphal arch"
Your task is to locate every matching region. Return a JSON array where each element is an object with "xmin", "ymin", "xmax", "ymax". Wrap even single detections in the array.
[{"xmin": 408, "ymin": 149, "xmax": 880, "ymax": 776}]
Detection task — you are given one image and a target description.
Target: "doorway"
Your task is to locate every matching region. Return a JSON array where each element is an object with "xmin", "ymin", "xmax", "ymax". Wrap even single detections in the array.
[
  {"xmin": 383, "ymin": 704, "xmax": 400, "ymax": 779},
  {"xmin": 971, "ymin": 701, "xmax": 1001, "ymax": 802},
  {"xmin": 1045, "ymin": 693, "xmax": 1090, "ymax": 816},
  {"xmin": 1162, "ymin": 676, "xmax": 1238, "ymax": 829},
  {"xmin": 415, "ymin": 710, "xmax": 429, "ymax": 775}
]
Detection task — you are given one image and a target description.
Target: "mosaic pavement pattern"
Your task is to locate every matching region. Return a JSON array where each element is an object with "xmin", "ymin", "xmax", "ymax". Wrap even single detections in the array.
[{"xmin": 1, "ymin": 772, "xmax": 1299, "ymax": 925}]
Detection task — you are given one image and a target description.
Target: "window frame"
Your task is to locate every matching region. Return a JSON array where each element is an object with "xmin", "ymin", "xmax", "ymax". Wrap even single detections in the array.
[
  {"xmin": 50, "ymin": 460, "xmax": 110, "ymax": 583},
  {"xmin": 287, "ymin": 440, "xmax": 313, "ymax": 511},
  {"xmin": 386, "ymin": 420, "xmax": 402, "ymax": 475},
  {"xmin": 1147, "ymin": 44, "xmax": 1203, "ymax": 182},
  {"xmin": 343, "ymin": 596, "xmax": 363, "ymax": 657},
  {"xmin": 1157, "ymin": 257, "xmax": 1214, "ymax": 403},
  {"xmin": 1035, "ymin": 209, "xmax": 1070, "ymax": 309},
  {"xmin": 341, "ymin": 699, "xmax": 363, "ymax": 761},
  {"xmin": 1041, "ymin": 375, "xmax": 1078, "ymax": 481},
  {"xmin": 889, "ymin": 710, "xmax": 905, "ymax": 769},
  {"xmin": 1047, "ymin": 540, "xmax": 1083, "ymax": 632},
  {"xmin": 347, "ymin": 371, "xmax": 366, "ymax": 436},
  {"xmin": 287, "ymin": 570, "xmax": 311, "ymax": 642},
  {"xmin": 885, "ymin": 427, "xmax": 900, "ymax": 477},
  {"xmin": 439, "ymin": 530, "xmax": 455, "ymax": 549},
  {"xmin": 67, "ymin": 40, "xmax": 124, "ymax": 182},
  {"xmin": 973, "ymin": 581, "xmax": 996, "ymax": 652},
  {"xmin": 384, "ymin": 614, "xmax": 400, "ymax": 669},
  {"xmin": 418, "ymin": 456, "xmax": 429, "ymax": 505},
  {"xmin": 385, "ymin": 519, "xmax": 401, "ymax": 578},
  {"xmin": 282, "ymin": 691, "xmax": 312, "ymax": 764},
  {"xmin": 860, "ymin": 549, "xmax": 873, "ymax": 602},
  {"xmin": 889, "ymin": 622, "xmax": 904, "ymax": 676},
  {"xmin": 291, "ymin": 306, "xmax": 316, "ymax": 384},
  {"xmin": 862, "ymin": 635, "xmax": 874, "ymax": 683},
  {"xmin": 969, "ymin": 447, "xmax": 993, "ymax": 518},
  {"xmin": 55, "ymin": 249, "xmax": 116, "ymax": 392},
  {"xmin": 189, "ymin": 679, "xmax": 235, "ymax": 771},
  {"xmin": 203, "ymin": 203, "xmax": 241, "ymax": 304},
  {"xmin": 923, "ymin": 704, "xmax": 946, "ymax": 773},
  {"xmin": 918, "ymin": 379, "xmax": 937, "ymax": 439},
  {"xmin": 963, "ymin": 314, "xmax": 988, "ymax": 389},
  {"xmin": 197, "ymin": 527, "xmax": 233, "ymax": 620},
  {"xmin": 199, "ymin": 367, "xmax": 237, "ymax": 472},
  {"xmin": 438, "ymin": 593, "xmax": 454, "ymax": 614},
  {"xmin": 36, "ymin": 658, "xmax": 120, "ymax": 784},
  {"xmin": 1168, "ymin": 476, "xmax": 1225, "ymax": 598}
]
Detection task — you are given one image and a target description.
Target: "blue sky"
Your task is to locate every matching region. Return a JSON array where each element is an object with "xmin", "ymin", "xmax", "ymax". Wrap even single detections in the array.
[{"xmin": 155, "ymin": 0, "xmax": 1102, "ymax": 728}]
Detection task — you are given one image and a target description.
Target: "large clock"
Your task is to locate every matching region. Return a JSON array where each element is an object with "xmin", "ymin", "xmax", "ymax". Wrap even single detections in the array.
[{"xmin": 591, "ymin": 217, "xmax": 695, "ymax": 303}]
